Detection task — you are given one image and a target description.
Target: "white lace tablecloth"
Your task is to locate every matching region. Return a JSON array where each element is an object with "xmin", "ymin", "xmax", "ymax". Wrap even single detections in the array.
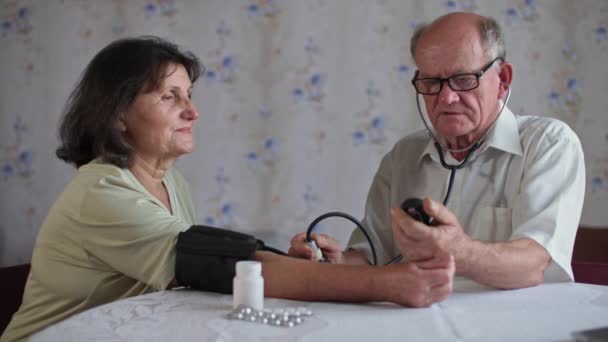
[{"xmin": 31, "ymin": 279, "xmax": 608, "ymax": 342}]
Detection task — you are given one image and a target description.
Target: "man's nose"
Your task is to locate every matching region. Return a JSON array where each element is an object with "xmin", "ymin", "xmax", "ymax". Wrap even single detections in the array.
[{"xmin": 437, "ymin": 82, "xmax": 459, "ymax": 104}]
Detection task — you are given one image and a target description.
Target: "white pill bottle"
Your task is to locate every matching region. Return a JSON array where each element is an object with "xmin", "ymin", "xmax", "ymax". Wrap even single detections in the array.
[{"xmin": 233, "ymin": 260, "xmax": 264, "ymax": 310}]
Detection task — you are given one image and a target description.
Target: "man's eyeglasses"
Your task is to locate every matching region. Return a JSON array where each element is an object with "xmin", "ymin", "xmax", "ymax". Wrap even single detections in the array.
[{"xmin": 411, "ymin": 57, "xmax": 503, "ymax": 95}]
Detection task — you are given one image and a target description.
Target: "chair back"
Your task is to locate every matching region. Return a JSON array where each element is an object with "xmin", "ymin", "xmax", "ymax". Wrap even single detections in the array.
[
  {"xmin": 572, "ymin": 227, "xmax": 608, "ymax": 285},
  {"xmin": 0, "ymin": 263, "xmax": 31, "ymax": 335}
]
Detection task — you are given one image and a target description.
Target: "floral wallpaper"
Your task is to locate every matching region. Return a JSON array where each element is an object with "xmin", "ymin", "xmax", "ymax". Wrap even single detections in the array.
[{"xmin": 1, "ymin": 0, "xmax": 607, "ymax": 266}]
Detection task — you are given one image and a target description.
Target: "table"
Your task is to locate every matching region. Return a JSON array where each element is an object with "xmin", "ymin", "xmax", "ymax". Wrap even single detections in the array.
[{"xmin": 31, "ymin": 278, "xmax": 608, "ymax": 342}]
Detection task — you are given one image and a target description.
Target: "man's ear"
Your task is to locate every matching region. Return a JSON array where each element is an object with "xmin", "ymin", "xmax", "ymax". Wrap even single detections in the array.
[{"xmin": 497, "ymin": 61, "xmax": 513, "ymax": 99}]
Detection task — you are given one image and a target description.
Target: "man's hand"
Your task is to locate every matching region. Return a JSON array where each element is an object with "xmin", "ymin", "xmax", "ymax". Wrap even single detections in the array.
[
  {"xmin": 391, "ymin": 197, "xmax": 552, "ymax": 289},
  {"xmin": 382, "ymin": 251, "xmax": 455, "ymax": 307},
  {"xmin": 391, "ymin": 197, "xmax": 472, "ymax": 264},
  {"xmin": 288, "ymin": 232, "xmax": 345, "ymax": 264}
]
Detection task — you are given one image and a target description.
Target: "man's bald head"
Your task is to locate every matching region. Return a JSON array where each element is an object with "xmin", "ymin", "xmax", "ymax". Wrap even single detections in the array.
[{"xmin": 410, "ymin": 12, "xmax": 506, "ymax": 64}]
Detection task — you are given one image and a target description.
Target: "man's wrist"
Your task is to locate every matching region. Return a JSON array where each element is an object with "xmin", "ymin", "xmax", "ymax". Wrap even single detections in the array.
[{"xmin": 454, "ymin": 237, "xmax": 479, "ymax": 277}]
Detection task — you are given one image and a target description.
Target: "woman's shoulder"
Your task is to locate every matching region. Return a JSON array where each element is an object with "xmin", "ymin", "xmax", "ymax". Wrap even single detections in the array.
[
  {"xmin": 78, "ymin": 159, "xmax": 127, "ymax": 176},
  {"xmin": 75, "ymin": 159, "xmax": 139, "ymax": 188},
  {"xmin": 66, "ymin": 160, "xmax": 144, "ymax": 206}
]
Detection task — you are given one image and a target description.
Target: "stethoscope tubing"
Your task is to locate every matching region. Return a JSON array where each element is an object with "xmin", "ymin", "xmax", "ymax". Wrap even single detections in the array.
[{"xmin": 305, "ymin": 85, "xmax": 512, "ymax": 266}]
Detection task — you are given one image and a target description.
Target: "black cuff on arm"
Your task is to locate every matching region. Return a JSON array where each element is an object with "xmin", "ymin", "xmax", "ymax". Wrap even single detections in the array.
[{"xmin": 175, "ymin": 225, "xmax": 264, "ymax": 294}]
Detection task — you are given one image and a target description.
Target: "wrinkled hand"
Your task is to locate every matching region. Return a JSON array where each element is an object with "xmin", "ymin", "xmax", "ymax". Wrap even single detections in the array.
[
  {"xmin": 383, "ymin": 250, "xmax": 455, "ymax": 307},
  {"xmin": 288, "ymin": 232, "xmax": 345, "ymax": 264},
  {"xmin": 391, "ymin": 197, "xmax": 471, "ymax": 263}
]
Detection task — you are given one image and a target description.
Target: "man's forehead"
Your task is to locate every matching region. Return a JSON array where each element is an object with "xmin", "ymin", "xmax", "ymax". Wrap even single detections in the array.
[
  {"xmin": 414, "ymin": 39, "xmax": 486, "ymax": 76},
  {"xmin": 416, "ymin": 56, "xmax": 481, "ymax": 76}
]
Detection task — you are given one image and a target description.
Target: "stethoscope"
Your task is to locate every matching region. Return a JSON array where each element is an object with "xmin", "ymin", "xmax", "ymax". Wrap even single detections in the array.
[
  {"xmin": 411, "ymin": 83, "xmax": 512, "ymax": 208},
  {"xmin": 387, "ymin": 84, "xmax": 511, "ymax": 264},
  {"xmin": 304, "ymin": 84, "xmax": 511, "ymax": 266}
]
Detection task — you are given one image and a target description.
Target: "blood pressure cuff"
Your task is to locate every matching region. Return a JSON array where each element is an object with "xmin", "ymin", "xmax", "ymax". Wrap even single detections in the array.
[{"xmin": 175, "ymin": 225, "xmax": 264, "ymax": 294}]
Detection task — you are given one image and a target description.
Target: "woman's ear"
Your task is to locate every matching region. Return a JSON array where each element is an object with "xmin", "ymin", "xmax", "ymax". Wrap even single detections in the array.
[
  {"xmin": 497, "ymin": 61, "xmax": 513, "ymax": 99},
  {"xmin": 115, "ymin": 116, "xmax": 127, "ymax": 132}
]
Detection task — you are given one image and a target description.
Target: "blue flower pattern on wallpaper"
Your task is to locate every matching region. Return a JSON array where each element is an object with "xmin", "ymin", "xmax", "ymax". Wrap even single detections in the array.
[
  {"xmin": 444, "ymin": 0, "xmax": 478, "ymax": 13},
  {"xmin": 144, "ymin": 0, "xmax": 177, "ymax": 18},
  {"xmin": 1, "ymin": 6, "xmax": 32, "ymax": 37},
  {"xmin": 398, "ymin": 64, "xmax": 412, "ymax": 81},
  {"xmin": 257, "ymin": 105, "xmax": 272, "ymax": 119},
  {"xmin": 294, "ymin": 184, "xmax": 323, "ymax": 225},
  {"xmin": 548, "ymin": 77, "xmax": 581, "ymax": 114},
  {"xmin": 591, "ymin": 151, "xmax": 608, "ymax": 194},
  {"xmin": 205, "ymin": 20, "xmax": 238, "ymax": 84},
  {"xmin": 592, "ymin": 174, "xmax": 605, "ymax": 194},
  {"xmin": 292, "ymin": 72, "xmax": 324, "ymax": 103},
  {"xmin": 246, "ymin": 136, "xmax": 279, "ymax": 166},
  {"xmin": 202, "ymin": 168, "xmax": 237, "ymax": 228},
  {"xmin": 588, "ymin": 20, "xmax": 608, "ymax": 197},
  {"xmin": 1, "ymin": 117, "xmax": 33, "ymax": 181},
  {"xmin": 2, "ymin": 0, "xmax": 608, "ymax": 266},
  {"xmin": 595, "ymin": 25, "xmax": 607, "ymax": 47},
  {"xmin": 352, "ymin": 81, "xmax": 386, "ymax": 146},
  {"xmin": 246, "ymin": 0, "xmax": 280, "ymax": 17},
  {"xmin": 546, "ymin": 41, "xmax": 582, "ymax": 127},
  {"xmin": 561, "ymin": 42, "xmax": 578, "ymax": 62},
  {"xmin": 291, "ymin": 37, "xmax": 326, "ymax": 108},
  {"xmin": 505, "ymin": 0, "xmax": 538, "ymax": 23}
]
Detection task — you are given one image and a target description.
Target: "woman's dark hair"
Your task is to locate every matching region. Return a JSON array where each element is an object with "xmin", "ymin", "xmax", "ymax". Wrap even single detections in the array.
[{"xmin": 56, "ymin": 36, "xmax": 203, "ymax": 168}]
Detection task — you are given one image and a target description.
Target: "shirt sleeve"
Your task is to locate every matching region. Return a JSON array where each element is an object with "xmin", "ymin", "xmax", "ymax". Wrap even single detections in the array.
[
  {"xmin": 348, "ymin": 151, "xmax": 396, "ymax": 265},
  {"xmin": 511, "ymin": 122, "xmax": 586, "ymax": 282},
  {"xmin": 78, "ymin": 170, "xmax": 192, "ymax": 290}
]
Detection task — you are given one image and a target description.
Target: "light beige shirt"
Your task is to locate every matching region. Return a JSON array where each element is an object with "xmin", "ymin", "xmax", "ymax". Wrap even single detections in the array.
[
  {"xmin": 1, "ymin": 160, "xmax": 196, "ymax": 342},
  {"xmin": 349, "ymin": 107, "xmax": 585, "ymax": 281}
]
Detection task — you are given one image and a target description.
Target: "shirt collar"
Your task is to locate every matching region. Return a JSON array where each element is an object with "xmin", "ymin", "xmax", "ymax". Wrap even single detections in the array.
[
  {"xmin": 418, "ymin": 136, "xmax": 438, "ymax": 164},
  {"xmin": 417, "ymin": 106, "xmax": 523, "ymax": 165},
  {"xmin": 482, "ymin": 106, "xmax": 523, "ymax": 157}
]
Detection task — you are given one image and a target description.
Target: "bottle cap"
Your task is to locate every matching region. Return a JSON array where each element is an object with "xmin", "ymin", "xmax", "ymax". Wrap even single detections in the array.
[{"xmin": 236, "ymin": 261, "xmax": 262, "ymax": 276}]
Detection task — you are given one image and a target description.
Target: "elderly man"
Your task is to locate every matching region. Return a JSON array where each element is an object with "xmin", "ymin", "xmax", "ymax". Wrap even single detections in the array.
[{"xmin": 290, "ymin": 12, "xmax": 585, "ymax": 289}]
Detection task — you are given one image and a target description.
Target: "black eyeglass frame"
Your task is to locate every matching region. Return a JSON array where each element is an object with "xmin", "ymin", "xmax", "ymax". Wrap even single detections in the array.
[{"xmin": 411, "ymin": 57, "xmax": 504, "ymax": 95}]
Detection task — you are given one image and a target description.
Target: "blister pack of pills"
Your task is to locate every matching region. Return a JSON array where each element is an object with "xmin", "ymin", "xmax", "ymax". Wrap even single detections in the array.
[{"xmin": 227, "ymin": 305, "xmax": 313, "ymax": 328}]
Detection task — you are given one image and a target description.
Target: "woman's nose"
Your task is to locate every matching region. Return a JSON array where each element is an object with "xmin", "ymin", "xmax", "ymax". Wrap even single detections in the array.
[{"xmin": 182, "ymin": 98, "xmax": 199, "ymax": 120}]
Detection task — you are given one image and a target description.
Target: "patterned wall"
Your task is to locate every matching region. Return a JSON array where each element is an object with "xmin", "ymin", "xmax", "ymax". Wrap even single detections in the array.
[{"xmin": 1, "ymin": 0, "xmax": 607, "ymax": 266}]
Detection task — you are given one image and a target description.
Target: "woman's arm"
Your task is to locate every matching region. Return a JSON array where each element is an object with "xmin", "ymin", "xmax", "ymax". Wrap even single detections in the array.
[{"xmin": 255, "ymin": 251, "xmax": 454, "ymax": 308}]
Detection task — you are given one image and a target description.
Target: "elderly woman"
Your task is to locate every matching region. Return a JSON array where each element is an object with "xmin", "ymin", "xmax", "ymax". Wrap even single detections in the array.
[{"xmin": 2, "ymin": 36, "xmax": 454, "ymax": 342}]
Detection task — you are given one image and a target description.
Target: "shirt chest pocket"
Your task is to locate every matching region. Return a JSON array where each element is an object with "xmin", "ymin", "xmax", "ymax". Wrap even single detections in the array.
[{"xmin": 471, "ymin": 207, "xmax": 513, "ymax": 242}]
